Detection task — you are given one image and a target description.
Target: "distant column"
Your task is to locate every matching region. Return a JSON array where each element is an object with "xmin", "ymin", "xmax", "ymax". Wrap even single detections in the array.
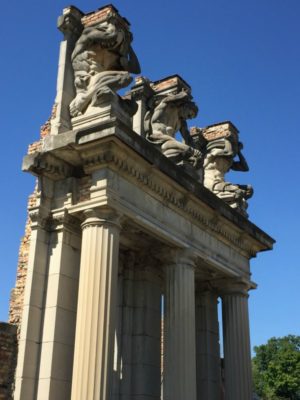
[
  {"xmin": 114, "ymin": 252, "xmax": 162, "ymax": 400},
  {"xmin": 71, "ymin": 209, "xmax": 121, "ymax": 400},
  {"xmin": 222, "ymin": 282, "xmax": 252, "ymax": 400},
  {"xmin": 163, "ymin": 250, "xmax": 197, "ymax": 400},
  {"xmin": 195, "ymin": 286, "xmax": 221, "ymax": 400},
  {"xmin": 130, "ymin": 257, "xmax": 162, "ymax": 399}
]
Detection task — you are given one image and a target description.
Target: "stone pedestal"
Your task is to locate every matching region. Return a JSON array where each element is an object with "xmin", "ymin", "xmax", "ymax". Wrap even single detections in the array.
[
  {"xmin": 195, "ymin": 288, "xmax": 221, "ymax": 400},
  {"xmin": 163, "ymin": 250, "xmax": 197, "ymax": 400},
  {"xmin": 70, "ymin": 209, "xmax": 121, "ymax": 400},
  {"xmin": 222, "ymin": 283, "xmax": 252, "ymax": 400}
]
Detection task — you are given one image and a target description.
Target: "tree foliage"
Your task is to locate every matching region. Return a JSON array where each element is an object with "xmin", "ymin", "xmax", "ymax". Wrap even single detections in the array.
[{"xmin": 252, "ymin": 335, "xmax": 300, "ymax": 399}]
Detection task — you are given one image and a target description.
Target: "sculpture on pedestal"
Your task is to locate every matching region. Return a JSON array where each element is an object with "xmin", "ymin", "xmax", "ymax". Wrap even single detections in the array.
[
  {"xmin": 70, "ymin": 7, "xmax": 140, "ymax": 117},
  {"xmin": 191, "ymin": 122, "xmax": 253, "ymax": 216},
  {"xmin": 144, "ymin": 90, "xmax": 202, "ymax": 167}
]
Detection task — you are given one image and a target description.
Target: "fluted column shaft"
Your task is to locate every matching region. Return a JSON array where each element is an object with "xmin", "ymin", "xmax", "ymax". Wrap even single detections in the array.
[
  {"xmin": 222, "ymin": 288, "xmax": 252, "ymax": 400},
  {"xmin": 195, "ymin": 289, "xmax": 221, "ymax": 400},
  {"xmin": 71, "ymin": 209, "xmax": 121, "ymax": 400},
  {"xmin": 164, "ymin": 251, "xmax": 197, "ymax": 400}
]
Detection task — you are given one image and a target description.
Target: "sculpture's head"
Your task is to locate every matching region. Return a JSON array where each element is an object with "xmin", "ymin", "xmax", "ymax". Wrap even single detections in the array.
[
  {"xmin": 181, "ymin": 101, "xmax": 198, "ymax": 120},
  {"xmin": 89, "ymin": 16, "xmax": 132, "ymax": 55}
]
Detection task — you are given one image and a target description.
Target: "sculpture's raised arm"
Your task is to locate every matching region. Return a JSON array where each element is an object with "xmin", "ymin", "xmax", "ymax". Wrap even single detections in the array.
[
  {"xmin": 69, "ymin": 7, "xmax": 141, "ymax": 117},
  {"xmin": 191, "ymin": 122, "xmax": 253, "ymax": 216},
  {"xmin": 231, "ymin": 142, "xmax": 249, "ymax": 172},
  {"xmin": 142, "ymin": 78, "xmax": 202, "ymax": 170}
]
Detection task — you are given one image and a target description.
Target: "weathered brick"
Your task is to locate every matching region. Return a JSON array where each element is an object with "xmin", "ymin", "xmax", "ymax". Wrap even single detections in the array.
[{"xmin": 0, "ymin": 323, "xmax": 17, "ymax": 400}]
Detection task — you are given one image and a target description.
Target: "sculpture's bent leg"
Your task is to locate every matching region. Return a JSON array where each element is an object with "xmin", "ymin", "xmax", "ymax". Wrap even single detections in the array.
[
  {"xmin": 70, "ymin": 71, "xmax": 133, "ymax": 117},
  {"xmin": 162, "ymin": 139, "xmax": 201, "ymax": 166}
]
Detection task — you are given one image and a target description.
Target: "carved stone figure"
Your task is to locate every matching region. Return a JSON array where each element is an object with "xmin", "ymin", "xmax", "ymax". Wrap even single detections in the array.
[
  {"xmin": 144, "ymin": 91, "xmax": 202, "ymax": 167},
  {"xmin": 192, "ymin": 123, "xmax": 253, "ymax": 216},
  {"xmin": 70, "ymin": 10, "xmax": 140, "ymax": 117}
]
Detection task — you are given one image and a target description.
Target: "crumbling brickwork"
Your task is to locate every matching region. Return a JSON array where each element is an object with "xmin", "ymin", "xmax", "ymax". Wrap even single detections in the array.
[
  {"xmin": 0, "ymin": 323, "xmax": 17, "ymax": 400},
  {"xmin": 9, "ymin": 106, "xmax": 55, "ymax": 336},
  {"xmin": 9, "ymin": 190, "xmax": 37, "ymax": 336}
]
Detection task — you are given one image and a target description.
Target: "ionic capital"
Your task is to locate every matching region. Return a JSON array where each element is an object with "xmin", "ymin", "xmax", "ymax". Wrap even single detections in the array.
[{"xmin": 81, "ymin": 208, "xmax": 122, "ymax": 231}]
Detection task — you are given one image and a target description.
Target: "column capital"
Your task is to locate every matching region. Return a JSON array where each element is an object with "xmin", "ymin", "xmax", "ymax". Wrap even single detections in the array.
[
  {"xmin": 81, "ymin": 208, "xmax": 123, "ymax": 230},
  {"xmin": 195, "ymin": 281, "xmax": 219, "ymax": 296},
  {"xmin": 28, "ymin": 205, "xmax": 51, "ymax": 229},
  {"xmin": 158, "ymin": 247, "xmax": 197, "ymax": 267},
  {"xmin": 50, "ymin": 210, "xmax": 81, "ymax": 232},
  {"xmin": 216, "ymin": 278, "xmax": 256, "ymax": 297}
]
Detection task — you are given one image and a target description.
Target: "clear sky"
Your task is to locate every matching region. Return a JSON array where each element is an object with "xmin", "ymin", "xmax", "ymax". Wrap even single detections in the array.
[{"xmin": 1, "ymin": 0, "xmax": 299, "ymax": 352}]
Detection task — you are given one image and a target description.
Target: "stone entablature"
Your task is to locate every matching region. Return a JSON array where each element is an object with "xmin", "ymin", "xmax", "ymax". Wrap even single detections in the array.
[{"xmin": 30, "ymin": 121, "xmax": 271, "ymax": 257}]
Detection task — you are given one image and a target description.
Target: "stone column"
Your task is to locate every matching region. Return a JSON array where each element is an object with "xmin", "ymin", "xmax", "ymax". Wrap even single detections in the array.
[
  {"xmin": 163, "ymin": 250, "xmax": 197, "ymax": 400},
  {"xmin": 14, "ymin": 206, "xmax": 50, "ymax": 400},
  {"xmin": 71, "ymin": 209, "xmax": 121, "ymax": 400},
  {"xmin": 114, "ymin": 252, "xmax": 162, "ymax": 400},
  {"xmin": 221, "ymin": 282, "xmax": 252, "ymax": 400},
  {"xmin": 130, "ymin": 257, "xmax": 162, "ymax": 400},
  {"xmin": 195, "ymin": 286, "xmax": 221, "ymax": 400},
  {"xmin": 117, "ymin": 252, "xmax": 135, "ymax": 400},
  {"xmin": 111, "ymin": 252, "xmax": 126, "ymax": 400},
  {"xmin": 36, "ymin": 213, "xmax": 81, "ymax": 400}
]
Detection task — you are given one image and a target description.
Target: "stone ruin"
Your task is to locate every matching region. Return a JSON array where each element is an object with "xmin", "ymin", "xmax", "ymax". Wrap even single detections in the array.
[{"xmin": 2, "ymin": 4, "xmax": 274, "ymax": 400}]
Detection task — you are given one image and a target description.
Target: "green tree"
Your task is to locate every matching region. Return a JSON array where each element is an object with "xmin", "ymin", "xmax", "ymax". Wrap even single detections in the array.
[{"xmin": 252, "ymin": 335, "xmax": 300, "ymax": 400}]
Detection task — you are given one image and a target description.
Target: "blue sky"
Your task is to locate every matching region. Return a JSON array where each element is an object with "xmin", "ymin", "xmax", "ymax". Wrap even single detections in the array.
[{"xmin": 1, "ymin": 0, "xmax": 299, "ymax": 351}]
